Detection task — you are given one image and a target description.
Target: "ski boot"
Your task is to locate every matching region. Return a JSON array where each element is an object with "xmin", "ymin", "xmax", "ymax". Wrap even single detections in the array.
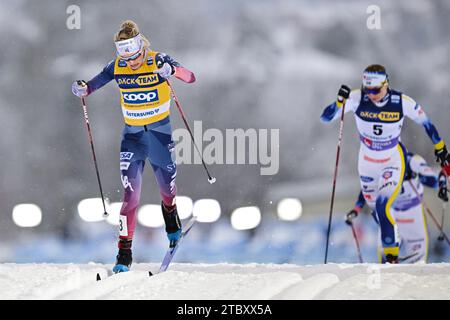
[
  {"xmin": 385, "ymin": 254, "xmax": 399, "ymax": 264},
  {"xmin": 112, "ymin": 239, "xmax": 133, "ymax": 273},
  {"xmin": 161, "ymin": 201, "xmax": 182, "ymax": 248}
]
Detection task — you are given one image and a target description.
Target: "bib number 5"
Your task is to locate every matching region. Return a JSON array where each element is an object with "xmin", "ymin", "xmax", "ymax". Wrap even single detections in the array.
[{"xmin": 373, "ymin": 124, "xmax": 383, "ymax": 136}]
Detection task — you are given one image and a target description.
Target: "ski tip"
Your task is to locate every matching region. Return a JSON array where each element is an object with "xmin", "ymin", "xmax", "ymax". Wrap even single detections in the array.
[
  {"xmin": 208, "ymin": 177, "xmax": 216, "ymax": 184},
  {"xmin": 96, "ymin": 273, "xmax": 101, "ymax": 281},
  {"xmin": 148, "ymin": 271, "xmax": 153, "ymax": 277}
]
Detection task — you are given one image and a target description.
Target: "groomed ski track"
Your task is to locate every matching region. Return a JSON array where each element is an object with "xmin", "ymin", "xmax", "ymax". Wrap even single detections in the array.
[{"xmin": 0, "ymin": 263, "xmax": 449, "ymax": 300}]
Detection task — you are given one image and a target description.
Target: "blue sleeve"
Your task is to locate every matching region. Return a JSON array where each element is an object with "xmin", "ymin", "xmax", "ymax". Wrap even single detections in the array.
[
  {"xmin": 355, "ymin": 191, "xmax": 366, "ymax": 209},
  {"xmin": 409, "ymin": 154, "xmax": 439, "ymax": 188},
  {"xmin": 419, "ymin": 173, "xmax": 439, "ymax": 189},
  {"xmin": 87, "ymin": 60, "xmax": 115, "ymax": 95},
  {"xmin": 320, "ymin": 102, "xmax": 339, "ymax": 123},
  {"xmin": 422, "ymin": 119, "xmax": 443, "ymax": 145},
  {"xmin": 403, "ymin": 96, "xmax": 443, "ymax": 147}
]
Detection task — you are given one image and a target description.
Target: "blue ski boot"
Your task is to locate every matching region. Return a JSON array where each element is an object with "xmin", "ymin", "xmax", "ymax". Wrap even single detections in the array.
[
  {"xmin": 112, "ymin": 239, "xmax": 133, "ymax": 273},
  {"xmin": 161, "ymin": 202, "xmax": 182, "ymax": 248}
]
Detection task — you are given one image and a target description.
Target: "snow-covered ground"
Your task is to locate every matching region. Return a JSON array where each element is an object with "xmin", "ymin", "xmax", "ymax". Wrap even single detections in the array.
[{"xmin": 0, "ymin": 263, "xmax": 449, "ymax": 300}]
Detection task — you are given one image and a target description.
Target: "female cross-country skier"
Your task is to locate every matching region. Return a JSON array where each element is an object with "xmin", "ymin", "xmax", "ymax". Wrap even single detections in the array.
[
  {"xmin": 71, "ymin": 20, "xmax": 196, "ymax": 273},
  {"xmin": 346, "ymin": 151, "xmax": 448, "ymax": 263},
  {"xmin": 321, "ymin": 64, "xmax": 450, "ymax": 263}
]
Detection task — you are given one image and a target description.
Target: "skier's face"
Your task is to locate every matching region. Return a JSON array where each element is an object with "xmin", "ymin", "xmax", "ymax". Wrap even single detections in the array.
[
  {"xmin": 122, "ymin": 49, "xmax": 145, "ymax": 70},
  {"xmin": 365, "ymin": 85, "xmax": 388, "ymax": 103}
]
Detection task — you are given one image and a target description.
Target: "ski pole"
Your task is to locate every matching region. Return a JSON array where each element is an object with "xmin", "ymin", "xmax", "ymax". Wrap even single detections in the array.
[
  {"xmin": 438, "ymin": 201, "xmax": 446, "ymax": 241},
  {"xmin": 324, "ymin": 99, "xmax": 347, "ymax": 264},
  {"xmin": 166, "ymin": 79, "xmax": 216, "ymax": 184},
  {"xmin": 349, "ymin": 222, "xmax": 364, "ymax": 263},
  {"xmin": 80, "ymin": 97, "xmax": 109, "ymax": 217},
  {"xmin": 408, "ymin": 180, "xmax": 449, "ymax": 245},
  {"xmin": 438, "ymin": 170, "xmax": 449, "ymax": 241}
]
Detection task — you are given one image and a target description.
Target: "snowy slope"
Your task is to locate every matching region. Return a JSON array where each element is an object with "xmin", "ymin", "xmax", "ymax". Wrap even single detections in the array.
[{"xmin": 0, "ymin": 263, "xmax": 449, "ymax": 300}]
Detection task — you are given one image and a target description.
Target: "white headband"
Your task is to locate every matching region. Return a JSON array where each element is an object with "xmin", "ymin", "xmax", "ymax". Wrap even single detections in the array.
[
  {"xmin": 115, "ymin": 34, "xmax": 143, "ymax": 57},
  {"xmin": 362, "ymin": 71, "xmax": 388, "ymax": 87}
]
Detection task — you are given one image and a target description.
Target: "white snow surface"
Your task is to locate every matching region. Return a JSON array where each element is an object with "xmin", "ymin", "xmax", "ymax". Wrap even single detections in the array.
[{"xmin": 0, "ymin": 263, "xmax": 449, "ymax": 300}]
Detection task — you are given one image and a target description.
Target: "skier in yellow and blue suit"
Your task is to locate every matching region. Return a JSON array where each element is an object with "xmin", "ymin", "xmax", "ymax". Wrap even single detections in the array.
[
  {"xmin": 321, "ymin": 64, "xmax": 450, "ymax": 263},
  {"xmin": 71, "ymin": 20, "xmax": 195, "ymax": 273},
  {"xmin": 346, "ymin": 151, "xmax": 448, "ymax": 263}
]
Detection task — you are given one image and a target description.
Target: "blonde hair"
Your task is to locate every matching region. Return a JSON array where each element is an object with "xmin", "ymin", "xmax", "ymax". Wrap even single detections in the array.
[{"xmin": 114, "ymin": 20, "xmax": 150, "ymax": 49}]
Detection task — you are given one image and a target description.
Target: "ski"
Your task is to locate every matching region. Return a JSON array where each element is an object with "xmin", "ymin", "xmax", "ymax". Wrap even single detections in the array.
[
  {"xmin": 96, "ymin": 269, "xmax": 114, "ymax": 281},
  {"xmin": 398, "ymin": 251, "xmax": 420, "ymax": 263},
  {"xmin": 149, "ymin": 216, "xmax": 197, "ymax": 276},
  {"xmin": 96, "ymin": 216, "xmax": 197, "ymax": 281}
]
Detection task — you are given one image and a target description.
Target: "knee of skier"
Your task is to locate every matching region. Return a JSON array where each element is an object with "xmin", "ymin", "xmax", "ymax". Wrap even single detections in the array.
[{"xmin": 121, "ymin": 171, "xmax": 141, "ymax": 204}]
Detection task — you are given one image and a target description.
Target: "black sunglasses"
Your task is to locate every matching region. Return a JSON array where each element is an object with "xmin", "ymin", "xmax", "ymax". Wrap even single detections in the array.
[{"xmin": 363, "ymin": 86, "xmax": 383, "ymax": 95}]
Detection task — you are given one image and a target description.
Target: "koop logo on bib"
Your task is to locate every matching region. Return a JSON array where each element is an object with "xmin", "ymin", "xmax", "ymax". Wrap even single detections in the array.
[{"xmin": 123, "ymin": 90, "xmax": 159, "ymax": 104}]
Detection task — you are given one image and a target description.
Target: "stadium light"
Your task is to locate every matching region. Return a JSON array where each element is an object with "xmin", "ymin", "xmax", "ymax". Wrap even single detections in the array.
[
  {"xmin": 193, "ymin": 199, "xmax": 221, "ymax": 223},
  {"xmin": 176, "ymin": 196, "xmax": 193, "ymax": 219},
  {"xmin": 77, "ymin": 198, "xmax": 109, "ymax": 222},
  {"xmin": 277, "ymin": 198, "xmax": 303, "ymax": 221},
  {"xmin": 230, "ymin": 206, "xmax": 261, "ymax": 230},
  {"xmin": 138, "ymin": 204, "xmax": 164, "ymax": 228},
  {"xmin": 106, "ymin": 202, "xmax": 122, "ymax": 226},
  {"xmin": 12, "ymin": 203, "xmax": 42, "ymax": 228}
]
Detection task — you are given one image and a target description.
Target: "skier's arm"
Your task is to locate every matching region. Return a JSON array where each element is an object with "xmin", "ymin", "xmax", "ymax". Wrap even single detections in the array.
[
  {"xmin": 346, "ymin": 191, "xmax": 365, "ymax": 225},
  {"xmin": 86, "ymin": 60, "xmax": 115, "ymax": 95},
  {"xmin": 321, "ymin": 88, "xmax": 360, "ymax": 123},
  {"xmin": 402, "ymin": 94, "xmax": 449, "ymax": 159},
  {"xmin": 409, "ymin": 154, "xmax": 439, "ymax": 188},
  {"xmin": 354, "ymin": 191, "xmax": 366, "ymax": 211},
  {"xmin": 155, "ymin": 53, "xmax": 196, "ymax": 83},
  {"xmin": 409, "ymin": 152, "xmax": 448, "ymax": 201}
]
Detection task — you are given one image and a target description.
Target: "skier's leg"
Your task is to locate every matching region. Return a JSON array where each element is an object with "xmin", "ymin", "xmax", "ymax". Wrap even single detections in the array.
[
  {"xmin": 370, "ymin": 210, "xmax": 385, "ymax": 263},
  {"xmin": 358, "ymin": 149, "xmax": 380, "ymax": 212},
  {"xmin": 119, "ymin": 159, "xmax": 145, "ymax": 241},
  {"xmin": 375, "ymin": 145, "xmax": 406, "ymax": 263},
  {"xmin": 146, "ymin": 121, "xmax": 177, "ymax": 206},
  {"xmin": 358, "ymin": 149, "xmax": 385, "ymax": 262},
  {"xmin": 112, "ymin": 159, "xmax": 144, "ymax": 273},
  {"xmin": 395, "ymin": 204, "xmax": 428, "ymax": 263},
  {"xmin": 146, "ymin": 121, "xmax": 181, "ymax": 246},
  {"xmin": 113, "ymin": 129, "xmax": 147, "ymax": 273}
]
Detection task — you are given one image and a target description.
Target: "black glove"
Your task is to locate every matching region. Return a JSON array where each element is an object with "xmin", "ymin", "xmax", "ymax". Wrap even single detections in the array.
[
  {"xmin": 438, "ymin": 171, "xmax": 448, "ymax": 202},
  {"xmin": 345, "ymin": 209, "xmax": 358, "ymax": 225},
  {"xmin": 337, "ymin": 85, "xmax": 351, "ymax": 103},
  {"xmin": 435, "ymin": 145, "xmax": 450, "ymax": 167}
]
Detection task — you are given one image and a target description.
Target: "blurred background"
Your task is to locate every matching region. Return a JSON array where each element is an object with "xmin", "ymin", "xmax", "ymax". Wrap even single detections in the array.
[{"xmin": 0, "ymin": 0, "xmax": 449, "ymax": 263}]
